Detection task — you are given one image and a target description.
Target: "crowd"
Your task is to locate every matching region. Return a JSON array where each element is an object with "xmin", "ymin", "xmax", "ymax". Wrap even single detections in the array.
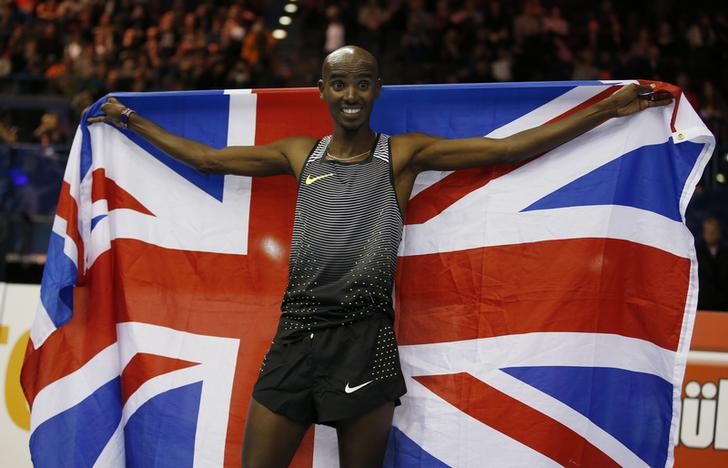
[
  {"xmin": 0, "ymin": 0, "xmax": 727, "ymax": 306},
  {"xmin": 0, "ymin": 0, "xmax": 726, "ymax": 143}
]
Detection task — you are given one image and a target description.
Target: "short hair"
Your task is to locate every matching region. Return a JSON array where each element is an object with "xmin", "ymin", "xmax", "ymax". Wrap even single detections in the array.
[{"xmin": 321, "ymin": 45, "xmax": 379, "ymax": 80}]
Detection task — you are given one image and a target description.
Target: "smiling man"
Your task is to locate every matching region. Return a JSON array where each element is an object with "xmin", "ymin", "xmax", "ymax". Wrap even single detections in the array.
[{"xmin": 89, "ymin": 45, "xmax": 671, "ymax": 467}]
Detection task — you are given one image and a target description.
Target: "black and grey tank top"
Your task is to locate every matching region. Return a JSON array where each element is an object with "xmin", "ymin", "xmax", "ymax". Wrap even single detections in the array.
[{"xmin": 276, "ymin": 133, "xmax": 402, "ymax": 342}]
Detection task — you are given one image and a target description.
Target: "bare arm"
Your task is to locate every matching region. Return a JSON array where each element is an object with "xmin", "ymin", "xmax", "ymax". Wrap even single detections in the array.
[
  {"xmin": 87, "ymin": 97, "xmax": 315, "ymax": 177},
  {"xmin": 399, "ymin": 84, "xmax": 674, "ymax": 173}
]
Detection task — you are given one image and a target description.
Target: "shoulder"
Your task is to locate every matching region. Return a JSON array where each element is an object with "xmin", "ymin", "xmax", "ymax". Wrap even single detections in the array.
[
  {"xmin": 390, "ymin": 132, "xmax": 442, "ymax": 157},
  {"xmin": 391, "ymin": 131, "xmax": 440, "ymax": 147},
  {"xmin": 390, "ymin": 132, "xmax": 444, "ymax": 173},
  {"xmin": 263, "ymin": 136, "xmax": 318, "ymax": 179},
  {"xmin": 273, "ymin": 135, "xmax": 318, "ymax": 152},
  {"xmin": 272, "ymin": 136, "xmax": 319, "ymax": 161}
]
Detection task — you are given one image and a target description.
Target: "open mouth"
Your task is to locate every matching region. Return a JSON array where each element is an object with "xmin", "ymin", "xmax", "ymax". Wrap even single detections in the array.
[{"xmin": 341, "ymin": 106, "xmax": 362, "ymax": 115}]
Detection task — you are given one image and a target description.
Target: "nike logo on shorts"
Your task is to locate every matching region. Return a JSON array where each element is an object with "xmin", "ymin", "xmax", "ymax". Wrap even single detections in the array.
[
  {"xmin": 305, "ymin": 173, "xmax": 334, "ymax": 185},
  {"xmin": 344, "ymin": 380, "xmax": 373, "ymax": 394}
]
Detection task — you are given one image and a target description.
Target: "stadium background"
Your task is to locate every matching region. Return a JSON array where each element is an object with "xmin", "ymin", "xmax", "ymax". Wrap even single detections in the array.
[{"xmin": 0, "ymin": 0, "xmax": 726, "ymax": 466}]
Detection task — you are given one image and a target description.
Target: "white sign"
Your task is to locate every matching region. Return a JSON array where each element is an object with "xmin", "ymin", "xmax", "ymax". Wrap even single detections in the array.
[{"xmin": 0, "ymin": 282, "xmax": 37, "ymax": 468}]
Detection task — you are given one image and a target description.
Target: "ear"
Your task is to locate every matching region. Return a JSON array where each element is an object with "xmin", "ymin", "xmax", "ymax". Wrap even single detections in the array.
[
  {"xmin": 317, "ymin": 79, "xmax": 324, "ymax": 98},
  {"xmin": 374, "ymin": 78, "xmax": 383, "ymax": 97}
]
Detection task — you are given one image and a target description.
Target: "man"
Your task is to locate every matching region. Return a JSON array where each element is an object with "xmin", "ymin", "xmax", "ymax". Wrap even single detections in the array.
[
  {"xmin": 89, "ymin": 46, "xmax": 672, "ymax": 468},
  {"xmin": 696, "ymin": 217, "xmax": 728, "ymax": 310}
]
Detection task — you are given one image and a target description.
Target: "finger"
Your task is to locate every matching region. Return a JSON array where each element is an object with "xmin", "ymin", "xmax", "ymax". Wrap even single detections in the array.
[
  {"xmin": 86, "ymin": 116, "xmax": 106, "ymax": 123},
  {"xmin": 646, "ymin": 97, "xmax": 674, "ymax": 107},
  {"xmin": 647, "ymin": 91, "xmax": 673, "ymax": 101},
  {"xmin": 636, "ymin": 83, "xmax": 656, "ymax": 95},
  {"xmin": 109, "ymin": 96, "xmax": 125, "ymax": 107}
]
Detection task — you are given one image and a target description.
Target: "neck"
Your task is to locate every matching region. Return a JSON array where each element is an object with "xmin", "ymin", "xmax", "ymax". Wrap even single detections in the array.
[{"xmin": 329, "ymin": 126, "xmax": 376, "ymax": 156}]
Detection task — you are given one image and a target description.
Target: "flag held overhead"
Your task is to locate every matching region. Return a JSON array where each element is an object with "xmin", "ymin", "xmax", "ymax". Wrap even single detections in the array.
[{"xmin": 22, "ymin": 82, "xmax": 713, "ymax": 467}]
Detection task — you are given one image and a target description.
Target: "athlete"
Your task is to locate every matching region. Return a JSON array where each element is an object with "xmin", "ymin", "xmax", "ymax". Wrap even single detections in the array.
[{"xmin": 88, "ymin": 46, "xmax": 672, "ymax": 468}]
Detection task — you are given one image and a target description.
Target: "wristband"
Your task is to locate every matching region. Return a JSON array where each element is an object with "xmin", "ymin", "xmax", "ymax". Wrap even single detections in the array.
[{"xmin": 119, "ymin": 107, "xmax": 136, "ymax": 129}]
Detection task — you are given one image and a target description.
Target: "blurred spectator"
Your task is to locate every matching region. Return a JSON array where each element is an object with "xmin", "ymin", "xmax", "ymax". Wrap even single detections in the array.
[
  {"xmin": 572, "ymin": 48, "xmax": 600, "ymax": 80},
  {"xmin": 482, "ymin": 1, "xmax": 510, "ymax": 46},
  {"xmin": 0, "ymin": 118, "xmax": 18, "ymax": 146},
  {"xmin": 491, "ymin": 47, "xmax": 513, "ymax": 82},
  {"xmin": 700, "ymin": 81, "xmax": 727, "ymax": 141},
  {"xmin": 32, "ymin": 112, "xmax": 65, "ymax": 159},
  {"xmin": 33, "ymin": 112, "xmax": 62, "ymax": 143},
  {"xmin": 242, "ymin": 18, "xmax": 277, "ymax": 81},
  {"xmin": 324, "ymin": 5, "xmax": 345, "ymax": 53},
  {"xmin": 513, "ymin": 0, "xmax": 543, "ymax": 44},
  {"xmin": 400, "ymin": 0, "xmax": 433, "ymax": 82},
  {"xmin": 696, "ymin": 218, "xmax": 728, "ymax": 311},
  {"xmin": 542, "ymin": 6, "xmax": 568, "ymax": 37},
  {"xmin": 358, "ymin": 0, "xmax": 387, "ymax": 54}
]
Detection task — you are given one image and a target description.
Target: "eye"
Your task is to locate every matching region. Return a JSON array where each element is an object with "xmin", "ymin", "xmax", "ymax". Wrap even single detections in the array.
[
  {"xmin": 332, "ymin": 80, "xmax": 344, "ymax": 91},
  {"xmin": 358, "ymin": 81, "xmax": 370, "ymax": 90}
]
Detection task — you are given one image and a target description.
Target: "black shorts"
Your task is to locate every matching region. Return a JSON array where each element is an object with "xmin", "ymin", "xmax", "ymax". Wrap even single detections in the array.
[{"xmin": 252, "ymin": 317, "xmax": 407, "ymax": 426}]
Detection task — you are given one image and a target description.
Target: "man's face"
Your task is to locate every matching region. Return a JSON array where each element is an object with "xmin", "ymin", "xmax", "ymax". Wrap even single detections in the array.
[{"xmin": 318, "ymin": 50, "xmax": 381, "ymax": 131}]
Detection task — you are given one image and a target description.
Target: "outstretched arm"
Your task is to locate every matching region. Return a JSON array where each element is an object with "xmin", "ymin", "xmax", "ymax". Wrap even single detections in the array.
[
  {"xmin": 87, "ymin": 97, "xmax": 315, "ymax": 177},
  {"xmin": 400, "ymin": 84, "xmax": 673, "ymax": 173}
]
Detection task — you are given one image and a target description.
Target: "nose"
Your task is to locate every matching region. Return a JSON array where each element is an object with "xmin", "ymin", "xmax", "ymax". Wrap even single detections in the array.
[{"xmin": 344, "ymin": 84, "xmax": 357, "ymax": 102}]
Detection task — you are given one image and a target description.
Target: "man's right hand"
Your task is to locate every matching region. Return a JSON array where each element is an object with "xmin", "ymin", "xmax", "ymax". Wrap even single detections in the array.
[{"xmin": 86, "ymin": 97, "xmax": 130, "ymax": 128}]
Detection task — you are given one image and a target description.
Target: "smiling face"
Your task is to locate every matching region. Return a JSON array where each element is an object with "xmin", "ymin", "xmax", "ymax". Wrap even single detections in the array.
[{"xmin": 318, "ymin": 46, "xmax": 382, "ymax": 132}]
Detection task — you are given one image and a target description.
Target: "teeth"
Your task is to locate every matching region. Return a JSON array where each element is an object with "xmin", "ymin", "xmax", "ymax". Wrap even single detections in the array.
[{"xmin": 342, "ymin": 108, "xmax": 361, "ymax": 114}]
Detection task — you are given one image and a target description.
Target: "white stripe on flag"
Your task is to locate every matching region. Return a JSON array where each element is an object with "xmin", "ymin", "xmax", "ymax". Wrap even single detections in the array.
[
  {"xmin": 93, "ymin": 420, "xmax": 126, "ymax": 467},
  {"xmin": 121, "ymin": 365, "xmax": 204, "ymax": 426},
  {"xmin": 409, "ymin": 85, "xmax": 612, "ymax": 198},
  {"xmin": 225, "ymin": 89, "xmax": 256, "ymax": 146},
  {"xmin": 85, "ymin": 125, "xmax": 252, "ymax": 262},
  {"xmin": 401, "ymin": 204, "xmax": 692, "ymax": 258},
  {"xmin": 115, "ymin": 322, "xmax": 240, "ymax": 468},
  {"xmin": 30, "ymin": 342, "xmax": 120, "ymax": 432},
  {"xmin": 393, "ymin": 378, "xmax": 563, "ymax": 467},
  {"xmin": 50, "ymin": 216, "xmax": 78, "ymax": 267},
  {"xmin": 63, "ymin": 126, "xmax": 83, "ymax": 193},
  {"xmin": 396, "ymin": 333, "xmax": 663, "ymax": 467},
  {"xmin": 29, "ymin": 301, "xmax": 58, "ymax": 349},
  {"xmin": 399, "ymin": 333, "xmax": 675, "ymax": 390}
]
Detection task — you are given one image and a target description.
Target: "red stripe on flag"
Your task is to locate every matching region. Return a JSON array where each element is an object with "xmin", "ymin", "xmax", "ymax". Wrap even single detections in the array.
[
  {"xmin": 405, "ymin": 86, "xmax": 620, "ymax": 225},
  {"xmin": 120, "ymin": 354, "xmax": 199, "ymax": 405},
  {"xmin": 540, "ymin": 86, "xmax": 619, "ymax": 123},
  {"xmin": 252, "ymin": 88, "xmax": 331, "ymax": 143},
  {"xmin": 415, "ymin": 372, "xmax": 619, "ymax": 467},
  {"xmin": 395, "ymin": 238, "xmax": 689, "ymax": 351},
  {"xmin": 20, "ymin": 234, "xmax": 290, "ymax": 451},
  {"xmin": 91, "ymin": 168, "xmax": 154, "ymax": 215},
  {"xmin": 20, "ymin": 249, "xmax": 117, "ymax": 407},
  {"xmin": 405, "ymin": 164, "xmax": 526, "ymax": 225},
  {"xmin": 55, "ymin": 181, "xmax": 84, "ymax": 275},
  {"xmin": 20, "ymin": 340, "xmax": 37, "ymax": 405},
  {"xmin": 206, "ymin": 87, "xmax": 332, "ymax": 467}
]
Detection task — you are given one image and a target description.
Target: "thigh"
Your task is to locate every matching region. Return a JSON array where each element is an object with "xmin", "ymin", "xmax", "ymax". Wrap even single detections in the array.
[
  {"xmin": 336, "ymin": 402, "xmax": 395, "ymax": 468},
  {"xmin": 242, "ymin": 398, "xmax": 310, "ymax": 468}
]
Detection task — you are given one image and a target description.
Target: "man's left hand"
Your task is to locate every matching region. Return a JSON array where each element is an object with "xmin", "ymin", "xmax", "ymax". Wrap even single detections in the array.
[{"xmin": 608, "ymin": 83, "xmax": 674, "ymax": 118}]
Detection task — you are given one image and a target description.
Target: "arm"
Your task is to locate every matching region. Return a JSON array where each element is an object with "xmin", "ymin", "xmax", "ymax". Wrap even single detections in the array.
[
  {"xmin": 87, "ymin": 97, "xmax": 314, "ymax": 177},
  {"xmin": 403, "ymin": 84, "xmax": 673, "ymax": 172}
]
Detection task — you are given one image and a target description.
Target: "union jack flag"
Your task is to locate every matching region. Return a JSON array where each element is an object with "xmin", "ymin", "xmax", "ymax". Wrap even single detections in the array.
[{"xmin": 21, "ymin": 82, "xmax": 713, "ymax": 467}]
